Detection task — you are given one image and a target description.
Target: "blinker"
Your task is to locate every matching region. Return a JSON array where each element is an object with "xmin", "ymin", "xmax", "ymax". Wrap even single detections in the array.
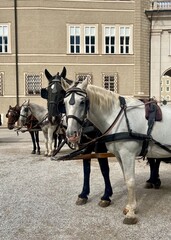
[{"xmin": 69, "ymin": 92, "xmax": 75, "ymax": 105}]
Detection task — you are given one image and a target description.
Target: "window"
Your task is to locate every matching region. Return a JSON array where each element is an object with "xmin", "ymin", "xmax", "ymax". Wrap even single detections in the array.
[
  {"xmin": 120, "ymin": 26, "xmax": 130, "ymax": 54},
  {"xmin": 103, "ymin": 25, "xmax": 133, "ymax": 54},
  {"xmin": 104, "ymin": 26, "xmax": 115, "ymax": 54},
  {"xmin": 68, "ymin": 24, "xmax": 98, "ymax": 54},
  {"xmin": 166, "ymin": 86, "xmax": 170, "ymax": 92},
  {"xmin": 70, "ymin": 26, "xmax": 80, "ymax": 53},
  {"xmin": 84, "ymin": 27, "xmax": 96, "ymax": 53},
  {"xmin": 0, "ymin": 72, "xmax": 4, "ymax": 95},
  {"xmin": 0, "ymin": 24, "xmax": 10, "ymax": 53},
  {"xmin": 25, "ymin": 73, "xmax": 42, "ymax": 95},
  {"xmin": 102, "ymin": 73, "xmax": 118, "ymax": 92},
  {"xmin": 75, "ymin": 73, "xmax": 92, "ymax": 84},
  {"xmin": 166, "ymin": 79, "xmax": 170, "ymax": 85}
]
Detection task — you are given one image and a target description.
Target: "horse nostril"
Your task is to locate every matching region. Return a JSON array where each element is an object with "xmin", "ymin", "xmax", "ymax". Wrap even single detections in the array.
[{"xmin": 73, "ymin": 131, "xmax": 77, "ymax": 137}]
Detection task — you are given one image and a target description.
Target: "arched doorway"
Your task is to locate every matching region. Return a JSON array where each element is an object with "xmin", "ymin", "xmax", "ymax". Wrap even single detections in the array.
[{"xmin": 161, "ymin": 69, "xmax": 171, "ymax": 102}]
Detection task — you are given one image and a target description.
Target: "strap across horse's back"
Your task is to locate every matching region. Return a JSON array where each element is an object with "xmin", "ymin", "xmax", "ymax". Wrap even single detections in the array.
[{"xmin": 140, "ymin": 99, "xmax": 162, "ymax": 121}]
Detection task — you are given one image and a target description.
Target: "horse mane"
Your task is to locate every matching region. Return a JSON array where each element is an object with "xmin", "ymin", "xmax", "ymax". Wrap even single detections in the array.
[
  {"xmin": 87, "ymin": 85, "xmax": 120, "ymax": 111},
  {"xmin": 86, "ymin": 85, "xmax": 141, "ymax": 112}
]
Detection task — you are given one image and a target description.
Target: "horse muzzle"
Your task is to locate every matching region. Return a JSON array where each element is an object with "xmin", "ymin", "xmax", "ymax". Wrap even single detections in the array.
[{"xmin": 67, "ymin": 132, "xmax": 81, "ymax": 144}]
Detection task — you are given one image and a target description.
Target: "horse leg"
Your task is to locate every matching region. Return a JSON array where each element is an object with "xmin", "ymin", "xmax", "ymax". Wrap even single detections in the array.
[
  {"xmin": 97, "ymin": 158, "xmax": 113, "ymax": 207},
  {"xmin": 53, "ymin": 133, "xmax": 57, "ymax": 150},
  {"xmin": 42, "ymin": 131, "xmax": 48, "ymax": 156},
  {"xmin": 114, "ymin": 149, "xmax": 137, "ymax": 225},
  {"xmin": 76, "ymin": 159, "xmax": 91, "ymax": 205},
  {"xmin": 48, "ymin": 128, "xmax": 55, "ymax": 156},
  {"xmin": 57, "ymin": 134, "xmax": 63, "ymax": 148},
  {"xmin": 29, "ymin": 131, "xmax": 36, "ymax": 154},
  {"xmin": 95, "ymin": 142, "xmax": 113, "ymax": 207},
  {"xmin": 35, "ymin": 131, "xmax": 40, "ymax": 155},
  {"xmin": 145, "ymin": 158, "xmax": 161, "ymax": 189}
]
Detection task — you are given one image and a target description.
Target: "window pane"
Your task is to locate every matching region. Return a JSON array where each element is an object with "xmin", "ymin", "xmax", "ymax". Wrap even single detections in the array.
[
  {"xmin": 85, "ymin": 36, "xmax": 89, "ymax": 44},
  {"xmin": 125, "ymin": 27, "xmax": 130, "ymax": 36},
  {"xmin": 120, "ymin": 27, "xmax": 125, "ymax": 36},
  {"xmin": 5, "ymin": 45, "xmax": 8, "ymax": 52},
  {"xmin": 3, "ymin": 26, "xmax": 8, "ymax": 35},
  {"xmin": 106, "ymin": 46, "xmax": 109, "ymax": 53},
  {"xmin": 76, "ymin": 36, "xmax": 80, "ymax": 44},
  {"xmin": 70, "ymin": 36, "xmax": 74, "ymax": 44},
  {"xmin": 4, "ymin": 37, "xmax": 8, "ymax": 44},
  {"xmin": 111, "ymin": 27, "xmax": 115, "ymax": 35},
  {"xmin": 0, "ymin": 27, "xmax": 2, "ymax": 35},
  {"xmin": 76, "ymin": 45, "xmax": 80, "ymax": 53},
  {"xmin": 85, "ymin": 27, "xmax": 89, "ymax": 35},
  {"xmin": 90, "ymin": 27, "xmax": 95, "ymax": 35},
  {"xmin": 111, "ymin": 36, "xmax": 115, "ymax": 45},
  {"xmin": 111, "ymin": 46, "xmax": 114, "ymax": 53},
  {"xmin": 71, "ymin": 45, "xmax": 74, "ymax": 53},
  {"xmin": 0, "ymin": 37, "xmax": 2, "ymax": 44},
  {"xmin": 120, "ymin": 37, "xmax": 124, "ymax": 45},
  {"xmin": 91, "ymin": 46, "xmax": 95, "ymax": 53},
  {"xmin": 126, "ymin": 36, "xmax": 129, "ymax": 45},
  {"xmin": 75, "ymin": 27, "xmax": 80, "ymax": 35},
  {"xmin": 86, "ymin": 46, "xmax": 89, "ymax": 53},
  {"xmin": 70, "ymin": 27, "xmax": 74, "ymax": 35},
  {"xmin": 105, "ymin": 36, "xmax": 109, "ymax": 45},
  {"xmin": 91, "ymin": 36, "xmax": 95, "ymax": 44},
  {"xmin": 105, "ymin": 27, "xmax": 110, "ymax": 35}
]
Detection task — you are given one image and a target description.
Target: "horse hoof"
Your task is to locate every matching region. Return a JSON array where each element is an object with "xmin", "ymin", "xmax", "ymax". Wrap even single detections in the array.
[
  {"xmin": 98, "ymin": 200, "xmax": 111, "ymax": 208},
  {"xmin": 144, "ymin": 182, "xmax": 153, "ymax": 189},
  {"xmin": 31, "ymin": 150, "xmax": 36, "ymax": 154},
  {"xmin": 76, "ymin": 197, "xmax": 88, "ymax": 205},
  {"xmin": 37, "ymin": 151, "xmax": 40, "ymax": 155},
  {"xmin": 123, "ymin": 217, "xmax": 138, "ymax": 225}
]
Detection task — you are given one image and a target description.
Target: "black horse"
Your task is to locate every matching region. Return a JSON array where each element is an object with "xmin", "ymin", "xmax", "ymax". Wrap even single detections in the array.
[{"xmin": 41, "ymin": 67, "xmax": 113, "ymax": 206}]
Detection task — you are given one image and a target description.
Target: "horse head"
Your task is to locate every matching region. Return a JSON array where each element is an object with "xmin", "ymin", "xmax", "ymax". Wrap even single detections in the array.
[
  {"xmin": 42, "ymin": 67, "xmax": 73, "ymax": 124},
  {"xmin": 19, "ymin": 100, "xmax": 32, "ymax": 126},
  {"xmin": 61, "ymin": 78, "xmax": 89, "ymax": 144},
  {"xmin": 6, "ymin": 105, "xmax": 21, "ymax": 129}
]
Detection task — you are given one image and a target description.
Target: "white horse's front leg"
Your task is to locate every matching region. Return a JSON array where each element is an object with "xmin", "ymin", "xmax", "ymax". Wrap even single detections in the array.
[
  {"xmin": 42, "ymin": 131, "xmax": 48, "ymax": 156},
  {"xmin": 48, "ymin": 128, "xmax": 54, "ymax": 156},
  {"xmin": 120, "ymin": 150, "xmax": 137, "ymax": 224}
]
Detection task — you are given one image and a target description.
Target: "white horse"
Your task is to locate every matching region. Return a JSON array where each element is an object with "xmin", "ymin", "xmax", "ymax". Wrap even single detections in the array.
[
  {"xmin": 61, "ymin": 78, "xmax": 171, "ymax": 224},
  {"xmin": 19, "ymin": 100, "xmax": 63, "ymax": 156}
]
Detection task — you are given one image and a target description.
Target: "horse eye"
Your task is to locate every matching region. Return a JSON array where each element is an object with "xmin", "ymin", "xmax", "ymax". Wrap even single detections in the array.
[
  {"xmin": 24, "ymin": 108, "xmax": 28, "ymax": 113},
  {"xmin": 80, "ymin": 100, "xmax": 85, "ymax": 105}
]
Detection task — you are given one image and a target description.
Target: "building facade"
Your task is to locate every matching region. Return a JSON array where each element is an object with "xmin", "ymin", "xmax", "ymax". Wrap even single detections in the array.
[
  {"xmin": 0, "ymin": 0, "xmax": 150, "ymax": 125},
  {"xmin": 146, "ymin": 0, "xmax": 171, "ymax": 102}
]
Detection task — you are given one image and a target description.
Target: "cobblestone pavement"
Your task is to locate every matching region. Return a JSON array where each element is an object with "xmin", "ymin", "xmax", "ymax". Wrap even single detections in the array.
[{"xmin": 1, "ymin": 127, "xmax": 171, "ymax": 240}]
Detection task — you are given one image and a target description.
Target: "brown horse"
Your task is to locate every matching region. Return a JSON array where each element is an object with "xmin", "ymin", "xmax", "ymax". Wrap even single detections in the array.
[{"xmin": 6, "ymin": 105, "xmax": 41, "ymax": 154}]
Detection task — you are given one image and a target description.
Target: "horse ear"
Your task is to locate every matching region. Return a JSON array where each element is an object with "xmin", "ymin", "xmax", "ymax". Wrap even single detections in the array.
[
  {"xmin": 61, "ymin": 77, "xmax": 70, "ymax": 91},
  {"xmin": 45, "ymin": 69, "xmax": 52, "ymax": 81},
  {"xmin": 81, "ymin": 77, "xmax": 89, "ymax": 90},
  {"xmin": 61, "ymin": 66, "xmax": 66, "ymax": 78}
]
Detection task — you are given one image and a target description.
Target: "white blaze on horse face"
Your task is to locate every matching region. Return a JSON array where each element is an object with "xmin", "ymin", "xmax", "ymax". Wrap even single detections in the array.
[{"xmin": 64, "ymin": 93, "xmax": 86, "ymax": 143}]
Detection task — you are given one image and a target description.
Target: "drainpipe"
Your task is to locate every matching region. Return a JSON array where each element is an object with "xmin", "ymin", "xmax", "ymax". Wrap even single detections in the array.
[
  {"xmin": 149, "ymin": 15, "xmax": 152, "ymax": 98},
  {"xmin": 14, "ymin": 0, "xmax": 19, "ymax": 105}
]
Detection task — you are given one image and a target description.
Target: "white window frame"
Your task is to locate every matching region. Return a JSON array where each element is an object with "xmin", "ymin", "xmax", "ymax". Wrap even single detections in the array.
[
  {"xmin": 25, "ymin": 73, "xmax": 43, "ymax": 96},
  {"xmin": 0, "ymin": 23, "xmax": 11, "ymax": 54},
  {"xmin": 67, "ymin": 24, "xmax": 98, "ymax": 54},
  {"xmin": 102, "ymin": 24, "xmax": 133, "ymax": 54}
]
